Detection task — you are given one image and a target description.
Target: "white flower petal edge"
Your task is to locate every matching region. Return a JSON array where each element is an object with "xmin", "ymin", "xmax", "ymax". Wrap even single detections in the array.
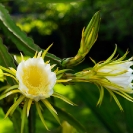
[
  {"xmin": 98, "ymin": 62, "xmax": 133, "ymax": 91},
  {"xmin": 16, "ymin": 57, "xmax": 56, "ymax": 101}
]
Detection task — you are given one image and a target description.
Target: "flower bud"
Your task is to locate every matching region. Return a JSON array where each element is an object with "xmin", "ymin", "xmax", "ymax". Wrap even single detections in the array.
[{"xmin": 62, "ymin": 11, "xmax": 100, "ymax": 68}]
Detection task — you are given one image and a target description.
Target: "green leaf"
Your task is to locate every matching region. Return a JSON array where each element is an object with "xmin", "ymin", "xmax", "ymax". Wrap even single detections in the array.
[
  {"xmin": 123, "ymin": 99, "xmax": 133, "ymax": 133},
  {"xmin": 74, "ymin": 83, "xmax": 124, "ymax": 133},
  {"xmin": 0, "ymin": 4, "xmax": 61, "ymax": 65},
  {"xmin": 0, "ymin": 38, "xmax": 16, "ymax": 85},
  {"xmin": 0, "ymin": 4, "xmax": 40, "ymax": 56},
  {"xmin": 27, "ymin": 0, "xmax": 84, "ymax": 3},
  {"xmin": 54, "ymin": 106, "xmax": 86, "ymax": 133},
  {"xmin": 9, "ymin": 109, "xmax": 22, "ymax": 133}
]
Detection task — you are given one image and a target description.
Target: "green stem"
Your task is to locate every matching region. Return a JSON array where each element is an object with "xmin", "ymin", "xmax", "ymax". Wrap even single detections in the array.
[{"xmin": 28, "ymin": 105, "xmax": 36, "ymax": 133}]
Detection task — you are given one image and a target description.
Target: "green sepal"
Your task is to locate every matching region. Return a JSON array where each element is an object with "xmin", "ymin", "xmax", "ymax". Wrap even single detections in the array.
[
  {"xmin": 42, "ymin": 99, "xmax": 60, "ymax": 124},
  {"xmin": 5, "ymin": 95, "xmax": 25, "ymax": 118},
  {"xmin": 35, "ymin": 102, "xmax": 49, "ymax": 130},
  {"xmin": 52, "ymin": 92, "xmax": 77, "ymax": 106}
]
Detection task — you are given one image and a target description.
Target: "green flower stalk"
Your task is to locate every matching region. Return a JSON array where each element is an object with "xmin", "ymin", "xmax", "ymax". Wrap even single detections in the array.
[
  {"xmin": 62, "ymin": 11, "xmax": 100, "ymax": 68},
  {"xmin": 70, "ymin": 45, "xmax": 133, "ymax": 110},
  {"xmin": 0, "ymin": 45, "xmax": 75, "ymax": 133}
]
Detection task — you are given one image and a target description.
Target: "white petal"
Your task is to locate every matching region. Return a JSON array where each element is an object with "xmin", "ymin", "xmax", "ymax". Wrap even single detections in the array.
[
  {"xmin": 99, "ymin": 61, "xmax": 133, "ymax": 90},
  {"xmin": 16, "ymin": 57, "xmax": 56, "ymax": 101}
]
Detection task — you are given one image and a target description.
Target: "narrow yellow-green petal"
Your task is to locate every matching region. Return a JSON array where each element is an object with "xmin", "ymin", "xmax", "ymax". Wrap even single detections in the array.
[
  {"xmin": 0, "ymin": 85, "xmax": 10, "ymax": 92},
  {"xmin": 38, "ymin": 102, "xmax": 43, "ymax": 111},
  {"xmin": 51, "ymin": 64, "xmax": 56, "ymax": 69},
  {"xmin": 85, "ymin": 28, "xmax": 94, "ymax": 50},
  {"xmin": 3, "ymin": 73, "xmax": 18, "ymax": 83},
  {"xmin": 0, "ymin": 66, "xmax": 16, "ymax": 76},
  {"xmin": 21, "ymin": 99, "xmax": 28, "ymax": 133},
  {"xmin": 54, "ymin": 67, "xmax": 58, "ymax": 73},
  {"xmin": 52, "ymin": 92, "xmax": 76, "ymax": 106},
  {"xmin": 120, "ymin": 90, "xmax": 133, "ymax": 99},
  {"xmin": 14, "ymin": 55, "xmax": 19, "ymax": 63},
  {"xmin": 42, "ymin": 43, "xmax": 53, "ymax": 59},
  {"xmin": 6, "ymin": 90, "xmax": 21, "ymax": 97},
  {"xmin": 35, "ymin": 102, "xmax": 49, "ymax": 130},
  {"xmin": 97, "ymin": 44, "xmax": 117, "ymax": 70},
  {"xmin": 97, "ymin": 86, "xmax": 104, "ymax": 106},
  {"xmin": 9, "ymin": 67, "xmax": 16, "ymax": 75},
  {"xmin": 97, "ymin": 70, "xmax": 127, "ymax": 76},
  {"xmin": 56, "ymin": 73, "xmax": 64, "ymax": 80},
  {"xmin": 107, "ymin": 89, "xmax": 123, "ymax": 111},
  {"xmin": 0, "ymin": 90, "xmax": 21, "ymax": 100},
  {"xmin": 89, "ymin": 57, "xmax": 96, "ymax": 64},
  {"xmin": 56, "ymin": 79, "xmax": 72, "ymax": 83},
  {"xmin": 80, "ymin": 27, "xmax": 85, "ymax": 51},
  {"xmin": 5, "ymin": 95, "xmax": 25, "ymax": 118},
  {"xmin": 20, "ymin": 52, "xmax": 24, "ymax": 61},
  {"xmin": 3, "ymin": 85, "xmax": 19, "ymax": 93},
  {"xmin": 116, "ymin": 50, "xmax": 128, "ymax": 62},
  {"xmin": 42, "ymin": 99, "xmax": 60, "ymax": 124},
  {"xmin": 113, "ymin": 90, "xmax": 133, "ymax": 102},
  {"xmin": 56, "ymin": 69, "xmax": 72, "ymax": 75},
  {"xmin": 27, "ymin": 99, "xmax": 33, "ymax": 117},
  {"xmin": 37, "ymin": 51, "xmax": 42, "ymax": 58},
  {"xmin": 42, "ymin": 99, "xmax": 57, "ymax": 114},
  {"xmin": 33, "ymin": 51, "xmax": 38, "ymax": 58},
  {"xmin": 104, "ymin": 45, "xmax": 117, "ymax": 64},
  {"xmin": 10, "ymin": 95, "xmax": 25, "ymax": 116},
  {"xmin": 98, "ymin": 80, "xmax": 132, "ymax": 93},
  {"xmin": 45, "ymin": 60, "xmax": 50, "ymax": 64}
]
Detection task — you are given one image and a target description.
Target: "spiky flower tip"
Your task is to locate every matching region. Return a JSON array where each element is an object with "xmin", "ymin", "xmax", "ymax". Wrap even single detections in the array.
[
  {"xmin": 0, "ymin": 44, "xmax": 75, "ymax": 133},
  {"xmin": 73, "ymin": 45, "xmax": 133, "ymax": 110}
]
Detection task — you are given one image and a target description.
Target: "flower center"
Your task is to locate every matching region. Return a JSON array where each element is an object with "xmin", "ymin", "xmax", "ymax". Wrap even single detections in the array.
[
  {"xmin": 26, "ymin": 66, "xmax": 42, "ymax": 87},
  {"xmin": 22, "ymin": 65, "xmax": 48, "ymax": 95}
]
